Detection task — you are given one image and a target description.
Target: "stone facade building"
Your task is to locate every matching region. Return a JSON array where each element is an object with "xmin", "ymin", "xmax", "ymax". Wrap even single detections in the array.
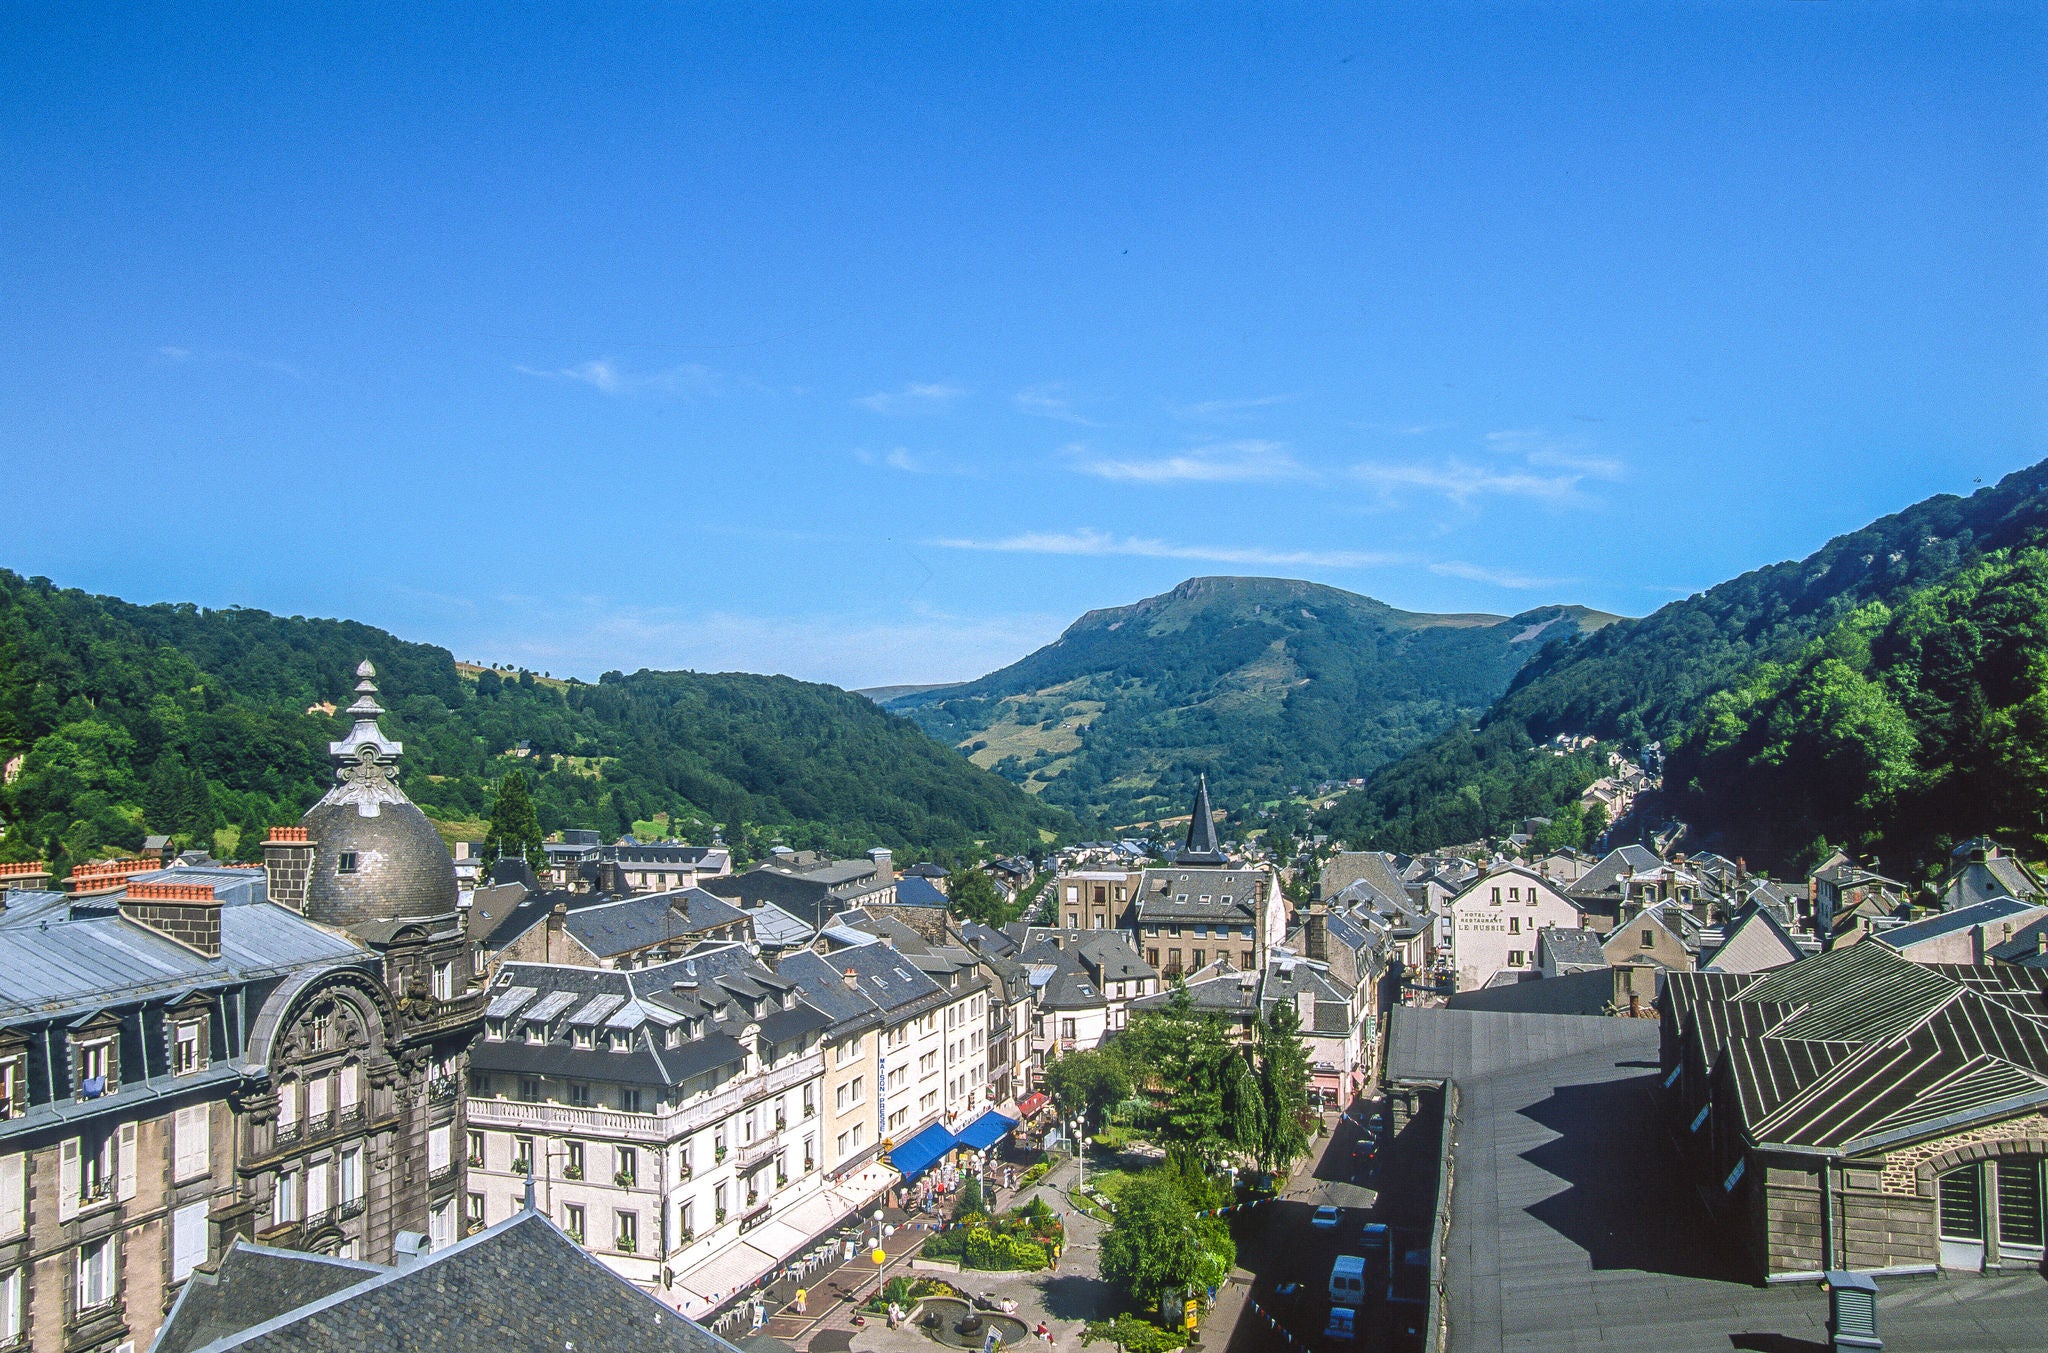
[
  {"xmin": 0, "ymin": 662, "xmax": 483, "ymax": 1353},
  {"xmin": 1662, "ymin": 942, "xmax": 2048, "ymax": 1279}
]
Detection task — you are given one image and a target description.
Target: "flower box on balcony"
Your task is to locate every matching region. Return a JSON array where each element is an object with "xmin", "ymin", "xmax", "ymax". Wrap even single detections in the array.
[
  {"xmin": 616, "ymin": 1236, "xmax": 637, "ymax": 1254},
  {"xmin": 613, "ymin": 1170, "xmax": 635, "ymax": 1188},
  {"xmin": 563, "ymin": 1165, "xmax": 583, "ymax": 1180}
]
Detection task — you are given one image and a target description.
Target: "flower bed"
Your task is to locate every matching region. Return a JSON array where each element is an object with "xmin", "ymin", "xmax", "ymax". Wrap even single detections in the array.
[{"xmin": 921, "ymin": 1198, "xmax": 1066, "ymax": 1272}]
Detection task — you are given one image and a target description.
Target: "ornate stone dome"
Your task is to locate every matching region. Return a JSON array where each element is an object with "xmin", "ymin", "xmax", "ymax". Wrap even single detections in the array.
[{"xmin": 300, "ymin": 661, "xmax": 459, "ymax": 929}]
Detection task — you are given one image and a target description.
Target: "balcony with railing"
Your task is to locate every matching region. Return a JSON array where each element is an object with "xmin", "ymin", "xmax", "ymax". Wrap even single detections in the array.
[{"xmin": 731, "ymin": 1137, "xmax": 779, "ymax": 1173}]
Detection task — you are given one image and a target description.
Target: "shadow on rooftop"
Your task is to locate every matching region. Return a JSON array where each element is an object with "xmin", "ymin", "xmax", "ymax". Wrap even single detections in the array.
[
  {"xmin": 1728, "ymin": 1336, "xmax": 1829, "ymax": 1353},
  {"xmin": 1516, "ymin": 1067, "xmax": 1751, "ymax": 1284}
]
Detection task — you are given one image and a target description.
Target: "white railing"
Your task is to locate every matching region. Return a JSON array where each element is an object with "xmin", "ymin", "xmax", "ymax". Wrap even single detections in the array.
[
  {"xmin": 467, "ymin": 1051, "xmax": 822, "ymax": 1143},
  {"xmin": 468, "ymin": 1099, "xmax": 667, "ymax": 1140}
]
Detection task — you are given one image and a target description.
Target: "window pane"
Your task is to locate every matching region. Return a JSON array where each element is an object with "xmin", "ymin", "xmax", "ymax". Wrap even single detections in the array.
[
  {"xmin": 1938, "ymin": 1165, "xmax": 1983, "ymax": 1240},
  {"xmin": 1996, "ymin": 1157, "xmax": 2043, "ymax": 1248}
]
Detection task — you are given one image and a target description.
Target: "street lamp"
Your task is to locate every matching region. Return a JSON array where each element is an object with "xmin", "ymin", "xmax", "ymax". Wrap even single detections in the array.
[{"xmin": 871, "ymin": 1208, "xmax": 887, "ymax": 1265}]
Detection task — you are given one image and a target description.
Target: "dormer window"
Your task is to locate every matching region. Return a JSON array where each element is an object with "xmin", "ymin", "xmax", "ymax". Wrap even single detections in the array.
[
  {"xmin": 77, "ymin": 1038, "xmax": 114, "ymax": 1100},
  {"xmin": 666, "ymin": 1025, "xmax": 682, "ymax": 1048},
  {"xmin": 0, "ymin": 1053, "xmax": 20, "ymax": 1119},
  {"xmin": 309, "ymin": 1012, "xmax": 331, "ymax": 1051},
  {"xmin": 572, "ymin": 1029, "xmax": 593, "ymax": 1049},
  {"xmin": 610, "ymin": 1031, "xmax": 632, "ymax": 1053},
  {"xmin": 337, "ymin": 852, "xmax": 359, "ymax": 875},
  {"xmin": 173, "ymin": 1020, "xmax": 204, "ymax": 1076},
  {"xmin": 524, "ymin": 1022, "xmax": 544, "ymax": 1045},
  {"xmin": 485, "ymin": 1019, "xmax": 506, "ymax": 1042}
]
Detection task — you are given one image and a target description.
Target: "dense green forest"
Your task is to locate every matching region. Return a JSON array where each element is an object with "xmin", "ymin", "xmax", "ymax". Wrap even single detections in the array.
[
  {"xmin": 1320, "ymin": 459, "xmax": 2048, "ymax": 853},
  {"xmin": 0, "ymin": 570, "xmax": 1070, "ymax": 880},
  {"xmin": 885, "ymin": 575, "xmax": 1615, "ymax": 827},
  {"xmin": 1667, "ymin": 548, "xmax": 2048, "ymax": 875}
]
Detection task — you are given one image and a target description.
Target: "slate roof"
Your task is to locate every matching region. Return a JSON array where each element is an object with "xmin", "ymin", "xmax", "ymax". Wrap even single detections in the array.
[
  {"xmin": 1260, "ymin": 954, "xmax": 1356, "ymax": 1036},
  {"xmin": 1988, "ymin": 916, "xmax": 2048, "ymax": 968},
  {"xmin": 474, "ymin": 947, "xmax": 825, "ymax": 1089},
  {"xmin": 1444, "ymin": 967, "xmax": 1617, "ymax": 1017},
  {"xmin": 1013, "ymin": 929, "xmax": 1156, "ymax": 1010},
  {"xmin": 157, "ymin": 1211, "xmax": 741, "ymax": 1353},
  {"xmin": 892, "ymin": 876, "xmax": 948, "ymax": 908},
  {"xmin": 0, "ymin": 872, "xmax": 368, "ymax": 1025},
  {"xmin": 1875, "ymin": 895, "xmax": 2047, "ymax": 952},
  {"xmin": 155, "ymin": 1244, "xmax": 385, "ymax": 1353},
  {"xmin": 1175, "ymin": 776, "xmax": 1229, "ymax": 866},
  {"xmin": 1664, "ymin": 943, "xmax": 2048, "ymax": 1153},
  {"xmin": 1131, "ymin": 960, "xmax": 1259, "ymax": 1019},
  {"xmin": 561, "ymin": 888, "xmax": 748, "ymax": 958},
  {"xmin": 1701, "ymin": 905, "xmax": 1802, "ymax": 974},
  {"xmin": 1135, "ymin": 867, "xmax": 1267, "ymax": 926},
  {"xmin": 1568, "ymin": 845, "xmax": 1664, "ymax": 899},
  {"xmin": 1538, "ymin": 927, "xmax": 1608, "ymax": 973}
]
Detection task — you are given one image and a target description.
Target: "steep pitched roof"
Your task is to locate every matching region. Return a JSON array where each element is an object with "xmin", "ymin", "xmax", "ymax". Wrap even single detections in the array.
[
  {"xmin": 1666, "ymin": 943, "xmax": 2048, "ymax": 1154},
  {"xmin": 1702, "ymin": 905, "xmax": 1802, "ymax": 974},
  {"xmin": 1176, "ymin": 775, "xmax": 1228, "ymax": 866},
  {"xmin": 158, "ymin": 1212, "xmax": 740, "ymax": 1353}
]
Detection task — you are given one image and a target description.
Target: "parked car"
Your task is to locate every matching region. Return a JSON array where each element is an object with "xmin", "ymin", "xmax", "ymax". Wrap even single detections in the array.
[
  {"xmin": 1324, "ymin": 1307, "xmax": 1357, "ymax": 1341},
  {"xmin": 1311, "ymin": 1205, "xmax": 1341, "ymax": 1230}
]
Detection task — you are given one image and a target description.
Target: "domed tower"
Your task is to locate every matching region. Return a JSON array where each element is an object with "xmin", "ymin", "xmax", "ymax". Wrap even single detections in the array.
[
  {"xmin": 256, "ymin": 661, "xmax": 484, "ymax": 1262},
  {"xmin": 299, "ymin": 660, "xmax": 460, "ymax": 928}
]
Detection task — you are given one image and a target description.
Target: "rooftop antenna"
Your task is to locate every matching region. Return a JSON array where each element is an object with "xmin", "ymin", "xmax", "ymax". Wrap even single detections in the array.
[{"xmin": 523, "ymin": 1158, "xmax": 537, "ymax": 1212}]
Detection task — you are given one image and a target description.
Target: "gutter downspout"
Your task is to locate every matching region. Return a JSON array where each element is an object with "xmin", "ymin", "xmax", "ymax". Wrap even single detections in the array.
[{"xmin": 1820, "ymin": 1155, "xmax": 1836, "ymax": 1273}]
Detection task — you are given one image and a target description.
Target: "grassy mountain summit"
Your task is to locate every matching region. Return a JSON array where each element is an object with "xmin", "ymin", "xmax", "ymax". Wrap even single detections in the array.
[
  {"xmin": 1321, "ymin": 457, "xmax": 2048, "ymax": 855},
  {"xmin": 882, "ymin": 575, "xmax": 1619, "ymax": 827},
  {"xmin": 0, "ymin": 569, "xmax": 1070, "ymax": 876}
]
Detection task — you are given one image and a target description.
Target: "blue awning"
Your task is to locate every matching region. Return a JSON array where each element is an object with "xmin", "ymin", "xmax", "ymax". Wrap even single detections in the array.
[
  {"xmin": 954, "ymin": 1109, "xmax": 1018, "ymax": 1152},
  {"xmin": 888, "ymin": 1122, "xmax": 958, "ymax": 1182}
]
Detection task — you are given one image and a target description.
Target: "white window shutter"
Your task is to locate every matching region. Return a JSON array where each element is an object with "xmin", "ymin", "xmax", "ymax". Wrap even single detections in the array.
[
  {"xmin": 427, "ymin": 1126, "xmax": 450, "ymax": 1173},
  {"xmin": 58, "ymin": 1139, "xmax": 79, "ymax": 1221},
  {"xmin": 171, "ymin": 1200, "xmax": 207, "ymax": 1280},
  {"xmin": 176, "ymin": 1105, "xmax": 211, "ymax": 1181},
  {"xmin": 116, "ymin": 1122, "xmax": 138, "ymax": 1201},
  {"xmin": 0, "ymin": 1153, "xmax": 21, "ymax": 1237}
]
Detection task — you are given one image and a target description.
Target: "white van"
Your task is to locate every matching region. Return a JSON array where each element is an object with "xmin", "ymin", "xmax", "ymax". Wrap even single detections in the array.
[
  {"xmin": 1324, "ymin": 1307, "xmax": 1357, "ymax": 1341},
  {"xmin": 1328, "ymin": 1254, "xmax": 1367, "ymax": 1305}
]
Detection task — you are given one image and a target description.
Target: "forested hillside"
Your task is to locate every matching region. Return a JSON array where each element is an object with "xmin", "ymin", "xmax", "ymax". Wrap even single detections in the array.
[
  {"xmin": 1321, "ymin": 460, "xmax": 2048, "ymax": 852},
  {"xmin": 0, "ymin": 570, "xmax": 1070, "ymax": 878},
  {"xmin": 1668, "ymin": 548, "xmax": 2048, "ymax": 875},
  {"xmin": 885, "ymin": 575, "xmax": 1615, "ymax": 827}
]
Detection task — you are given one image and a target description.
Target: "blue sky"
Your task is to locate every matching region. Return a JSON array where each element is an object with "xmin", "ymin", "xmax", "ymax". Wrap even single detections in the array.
[{"xmin": 3, "ymin": 4, "xmax": 2044, "ymax": 688}]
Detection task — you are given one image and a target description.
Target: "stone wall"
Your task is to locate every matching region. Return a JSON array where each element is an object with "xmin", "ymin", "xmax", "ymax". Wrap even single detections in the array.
[{"xmin": 1881, "ymin": 1112, "xmax": 2048, "ymax": 1195}]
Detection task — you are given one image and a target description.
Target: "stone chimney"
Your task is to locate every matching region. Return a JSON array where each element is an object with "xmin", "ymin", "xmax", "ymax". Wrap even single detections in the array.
[
  {"xmin": 843, "ymin": 967, "xmax": 858, "ymax": 989},
  {"xmin": 1304, "ymin": 907, "xmax": 1329, "ymax": 961},
  {"xmin": 547, "ymin": 903, "xmax": 568, "ymax": 962},
  {"xmin": 122, "ymin": 881, "xmax": 222, "ymax": 958},
  {"xmin": 262, "ymin": 826, "xmax": 314, "ymax": 912},
  {"xmin": 868, "ymin": 847, "xmax": 894, "ymax": 884},
  {"xmin": 596, "ymin": 860, "xmax": 631, "ymax": 896}
]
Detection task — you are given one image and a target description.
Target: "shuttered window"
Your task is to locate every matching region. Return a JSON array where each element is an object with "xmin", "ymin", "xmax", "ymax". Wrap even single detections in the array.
[
  {"xmin": 175, "ymin": 1105, "xmax": 211, "ymax": 1181},
  {"xmin": 1938, "ymin": 1165, "xmax": 1983, "ymax": 1241},
  {"xmin": 0, "ymin": 1154, "xmax": 21, "ymax": 1237},
  {"xmin": 171, "ymin": 1201, "xmax": 208, "ymax": 1280}
]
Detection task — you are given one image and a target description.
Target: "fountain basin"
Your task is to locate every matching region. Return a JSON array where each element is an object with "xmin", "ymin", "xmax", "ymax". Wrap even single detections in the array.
[{"xmin": 918, "ymin": 1297, "xmax": 1031, "ymax": 1348}]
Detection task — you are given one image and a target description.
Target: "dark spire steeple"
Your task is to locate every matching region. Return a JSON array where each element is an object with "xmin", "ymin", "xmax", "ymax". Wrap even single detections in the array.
[{"xmin": 1178, "ymin": 774, "xmax": 1228, "ymax": 866}]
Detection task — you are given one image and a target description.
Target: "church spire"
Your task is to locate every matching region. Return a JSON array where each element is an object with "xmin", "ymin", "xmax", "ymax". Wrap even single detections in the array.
[{"xmin": 1178, "ymin": 774, "xmax": 1228, "ymax": 866}]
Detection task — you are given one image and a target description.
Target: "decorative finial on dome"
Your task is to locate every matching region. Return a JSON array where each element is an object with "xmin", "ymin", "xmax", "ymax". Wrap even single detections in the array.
[{"xmin": 325, "ymin": 660, "xmax": 406, "ymax": 817}]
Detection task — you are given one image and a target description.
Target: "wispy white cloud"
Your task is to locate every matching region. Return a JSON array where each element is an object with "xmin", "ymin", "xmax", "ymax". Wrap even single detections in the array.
[
  {"xmin": 854, "ymin": 382, "xmax": 969, "ymax": 415},
  {"xmin": 1070, "ymin": 439, "xmax": 1307, "ymax": 484},
  {"xmin": 931, "ymin": 528, "xmax": 1403, "ymax": 571},
  {"xmin": 1174, "ymin": 393, "xmax": 1300, "ymax": 419},
  {"xmin": 153, "ymin": 344, "xmax": 301, "ymax": 379},
  {"xmin": 1427, "ymin": 560, "xmax": 1572, "ymax": 590},
  {"xmin": 1013, "ymin": 384, "xmax": 1103, "ymax": 426},
  {"xmin": 1353, "ymin": 428, "xmax": 1624, "ymax": 507},
  {"xmin": 450, "ymin": 596, "xmax": 1062, "ymax": 689},
  {"xmin": 853, "ymin": 446, "xmax": 931, "ymax": 473},
  {"xmin": 516, "ymin": 358, "xmax": 722, "ymax": 397},
  {"xmin": 1354, "ymin": 419, "xmax": 1453, "ymax": 437},
  {"xmin": 1351, "ymin": 459, "xmax": 1585, "ymax": 505}
]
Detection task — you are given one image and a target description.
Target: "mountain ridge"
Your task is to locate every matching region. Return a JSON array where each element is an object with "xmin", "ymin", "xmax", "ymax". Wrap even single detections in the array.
[
  {"xmin": 882, "ymin": 575, "xmax": 1621, "ymax": 826},
  {"xmin": 1320, "ymin": 458, "xmax": 2048, "ymax": 854}
]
